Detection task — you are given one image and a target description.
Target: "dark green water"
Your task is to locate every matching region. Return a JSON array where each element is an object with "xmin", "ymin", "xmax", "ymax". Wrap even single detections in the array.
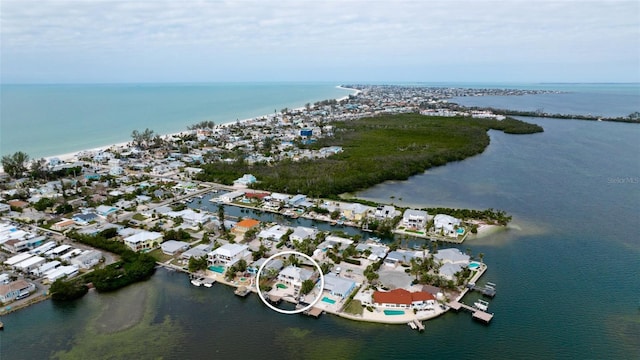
[{"xmin": 1, "ymin": 117, "xmax": 638, "ymax": 359}]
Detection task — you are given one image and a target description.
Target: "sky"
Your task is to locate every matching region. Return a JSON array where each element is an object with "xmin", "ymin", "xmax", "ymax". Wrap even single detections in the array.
[{"xmin": 1, "ymin": 0, "xmax": 639, "ymax": 84}]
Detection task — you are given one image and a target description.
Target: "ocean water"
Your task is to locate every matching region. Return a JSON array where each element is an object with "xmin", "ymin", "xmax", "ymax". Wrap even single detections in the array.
[
  {"xmin": 0, "ymin": 84, "xmax": 639, "ymax": 359},
  {"xmin": 0, "ymin": 83, "xmax": 353, "ymax": 159}
]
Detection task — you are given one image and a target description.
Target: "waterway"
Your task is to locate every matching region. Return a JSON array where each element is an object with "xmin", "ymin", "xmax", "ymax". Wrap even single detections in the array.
[{"xmin": 1, "ymin": 116, "xmax": 638, "ymax": 359}]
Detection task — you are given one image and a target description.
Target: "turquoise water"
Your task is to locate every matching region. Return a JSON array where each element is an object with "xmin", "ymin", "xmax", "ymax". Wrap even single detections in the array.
[
  {"xmin": 321, "ymin": 297, "xmax": 336, "ymax": 304},
  {"xmin": 383, "ymin": 310, "xmax": 405, "ymax": 315},
  {"xmin": 468, "ymin": 262, "xmax": 480, "ymax": 270},
  {"xmin": 0, "ymin": 83, "xmax": 353, "ymax": 158},
  {"xmin": 208, "ymin": 265, "xmax": 225, "ymax": 274},
  {"xmin": 0, "ymin": 84, "xmax": 638, "ymax": 359}
]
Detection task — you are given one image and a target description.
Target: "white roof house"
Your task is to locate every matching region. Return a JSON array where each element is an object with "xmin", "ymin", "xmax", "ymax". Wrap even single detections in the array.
[
  {"xmin": 402, "ymin": 209, "xmax": 428, "ymax": 229},
  {"xmin": 123, "ymin": 231, "xmax": 163, "ymax": 252},
  {"xmin": 439, "ymin": 263, "xmax": 465, "ymax": 280},
  {"xmin": 4, "ymin": 253, "xmax": 33, "ymax": 266},
  {"xmin": 218, "ymin": 190, "xmax": 245, "ymax": 203},
  {"xmin": 70, "ymin": 250, "xmax": 102, "ymax": 269},
  {"xmin": 434, "ymin": 248, "xmax": 470, "ymax": 265},
  {"xmin": 258, "ymin": 225, "xmax": 290, "ymax": 241},
  {"xmin": 207, "ymin": 243, "xmax": 251, "ymax": 268},
  {"xmin": 15, "ymin": 256, "xmax": 46, "ymax": 272},
  {"xmin": 374, "ymin": 205, "xmax": 398, "ymax": 219},
  {"xmin": 181, "ymin": 244, "xmax": 212, "ymax": 259},
  {"xmin": 31, "ymin": 261, "xmax": 61, "ymax": 277},
  {"xmin": 323, "ymin": 273, "xmax": 357, "ymax": 299},
  {"xmin": 291, "ymin": 226, "xmax": 318, "ymax": 242},
  {"xmin": 277, "ymin": 265, "xmax": 315, "ymax": 290},
  {"xmin": 433, "ymin": 214, "xmax": 462, "ymax": 235},
  {"xmin": 160, "ymin": 240, "xmax": 190, "ymax": 255}
]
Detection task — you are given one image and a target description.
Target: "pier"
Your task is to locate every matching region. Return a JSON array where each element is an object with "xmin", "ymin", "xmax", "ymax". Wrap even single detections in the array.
[
  {"xmin": 447, "ymin": 301, "xmax": 494, "ymax": 324},
  {"xmin": 467, "ymin": 282, "xmax": 496, "ymax": 298},
  {"xmin": 234, "ymin": 286, "xmax": 251, "ymax": 297}
]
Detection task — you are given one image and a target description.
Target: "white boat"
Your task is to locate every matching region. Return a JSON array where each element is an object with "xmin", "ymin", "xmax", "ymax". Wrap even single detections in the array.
[
  {"xmin": 473, "ymin": 299, "xmax": 489, "ymax": 312},
  {"xmin": 190, "ymin": 277, "xmax": 204, "ymax": 286},
  {"xmin": 408, "ymin": 321, "xmax": 417, "ymax": 330},
  {"xmin": 203, "ymin": 278, "xmax": 215, "ymax": 287}
]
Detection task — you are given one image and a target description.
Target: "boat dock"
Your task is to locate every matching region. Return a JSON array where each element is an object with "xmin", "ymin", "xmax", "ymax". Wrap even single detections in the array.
[
  {"xmin": 203, "ymin": 278, "xmax": 216, "ymax": 287},
  {"xmin": 234, "ymin": 286, "xmax": 251, "ymax": 297},
  {"xmin": 303, "ymin": 307, "xmax": 323, "ymax": 318},
  {"xmin": 467, "ymin": 282, "xmax": 496, "ymax": 297},
  {"xmin": 448, "ymin": 301, "xmax": 494, "ymax": 323}
]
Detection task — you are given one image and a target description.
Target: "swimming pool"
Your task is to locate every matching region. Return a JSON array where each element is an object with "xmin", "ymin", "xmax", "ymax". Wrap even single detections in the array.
[
  {"xmin": 321, "ymin": 297, "xmax": 336, "ymax": 304},
  {"xmin": 209, "ymin": 265, "xmax": 225, "ymax": 274},
  {"xmin": 468, "ymin": 262, "xmax": 481, "ymax": 270},
  {"xmin": 457, "ymin": 228, "xmax": 465, "ymax": 234},
  {"xmin": 383, "ymin": 309, "xmax": 405, "ymax": 315},
  {"xmin": 276, "ymin": 283, "xmax": 288, "ymax": 289}
]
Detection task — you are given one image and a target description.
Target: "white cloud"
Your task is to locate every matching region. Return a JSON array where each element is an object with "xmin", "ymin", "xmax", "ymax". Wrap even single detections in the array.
[{"xmin": 1, "ymin": 0, "xmax": 638, "ymax": 82}]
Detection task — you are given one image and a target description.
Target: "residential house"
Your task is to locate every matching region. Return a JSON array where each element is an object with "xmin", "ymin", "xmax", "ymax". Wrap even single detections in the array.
[
  {"xmin": 52, "ymin": 219, "xmax": 76, "ymax": 231},
  {"xmin": 323, "ymin": 273, "xmax": 357, "ymax": 299},
  {"xmin": 0, "ymin": 279, "xmax": 36, "ymax": 303},
  {"xmin": 433, "ymin": 214, "xmax": 462, "ymax": 236},
  {"xmin": 343, "ymin": 203, "xmax": 372, "ymax": 221},
  {"xmin": 290, "ymin": 226, "xmax": 318, "ymax": 243},
  {"xmin": 277, "ymin": 265, "xmax": 316, "ymax": 292},
  {"xmin": 0, "ymin": 203, "xmax": 10, "ymax": 213},
  {"xmin": 433, "ymin": 248, "xmax": 470, "ymax": 265},
  {"xmin": 233, "ymin": 174, "xmax": 257, "ymax": 187},
  {"xmin": 258, "ymin": 224, "xmax": 289, "ymax": 241},
  {"xmin": 160, "ymin": 240, "xmax": 190, "ymax": 255},
  {"xmin": 371, "ymin": 288, "xmax": 436, "ymax": 310},
  {"xmin": 181, "ymin": 244, "xmax": 212, "ymax": 260},
  {"xmin": 123, "ymin": 231, "xmax": 163, "ymax": 252},
  {"xmin": 232, "ymin": 218, "xmax": 260, "ymax": 237},
  {"xmin": 70, "ymin": 250, "xmax": 102, "ymax": 269},
  {"xmin": 374, "ymin": 205, "xmax": 398, "ymax": 219},
  {"xmin": 218, "ymin": 190, "xmax": 245, "ymax": 203},
  {"xmin": 207, "ymin": 243, "xmax": 251, "ymax": 269},
  {"xmin": 402, "ymin": 209, "xmax": 429, "ymax": 230},
  {"xmin": 96, "ymin": 205, "xmax": 118, "ymax": 218}
]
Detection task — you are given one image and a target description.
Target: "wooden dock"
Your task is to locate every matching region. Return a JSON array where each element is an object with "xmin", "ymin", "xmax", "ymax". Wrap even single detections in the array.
[
  {"xmin": 234, "ymin": 286, "xmax": 251, "ymax": 297},
  {"xmin": 447, "ymin": 301, "xmax": 494, "ymax": 324},
  {"xmin": 467, "ymin": 282, "xmax": 496, "ymax": 298},
  {"xmin": 303, "ymin": 307, "xmax": 323, "ymax": 318}
]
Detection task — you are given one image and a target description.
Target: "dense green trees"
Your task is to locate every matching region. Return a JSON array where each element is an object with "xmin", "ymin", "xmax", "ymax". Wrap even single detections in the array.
[
  {"xmin": 197, "ymin": 114, "xmax": 543, "ymax": 196},
  {"xmin": 188, "ymin": 256, "xmax": 208, "ymax": 272},
  {"xmin": 50, "ymin": 278, "xmax": 88, "ymax": 301},
  {"xmin": 1, "ymin": 151, "xmax": 30, "ymax": 178}
]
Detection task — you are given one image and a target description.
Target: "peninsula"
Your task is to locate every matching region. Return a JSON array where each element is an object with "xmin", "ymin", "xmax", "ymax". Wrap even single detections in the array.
[{"xmin": 0, "ymin": 85, "xmax": 547, "ymax": 326}]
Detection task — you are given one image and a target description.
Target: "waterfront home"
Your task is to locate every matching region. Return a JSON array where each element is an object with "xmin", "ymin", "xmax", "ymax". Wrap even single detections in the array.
[
  {"xmin": 438, "ymin": 263, "xmax": 465, "ymax": 281},
  {"xmin": 322, "ymin": 273, "xmax": 357, "ymax": 299},
  {"xmin": 232, "ymin": 218, "xmax": 260, "ymax": 237},
  {"xmin": 277, "ymin": 265, "xmax": 316, "ymax": 292},
  {"xmin": 166, "ymin": 209, "xmax": 211, "ymax": 227},
  {"xmin": 181, "ymin": 244, "xmax": 212, "ymax": 260},
  {"xmin": 433, "ymin": 214, "xmax": 462, "ymax": 236},
  {"xmin": 218, "ymin": 190, "xmax": 245, "ymax": 203},
  {"xmin": 0, "ymin": 280, "xmax": 36, "ymax": 303},
  {"xmin": 207, "ymin": 243, "xmax": 251, "ymax": 269},
  {"xmin": 433, "ymin": 248, "xmax": 470, "ymax": 265},
  {"xmin": 3, "ymin": 235, "xmax": 46, "ymax": 253},
  {"xmin": 402, "ymin": 209, "xmax": 429, "ymax": 230},
  {"xmin": 355, "ymin": 243, "xmax": 390, "ymax": 261},
  {"xmin": 290, "ymin": 226, "xmax": 318, "ymax": 242},
  {"xmin": 288, "ymin": 194, "xmax": 307, "ymax": 207},
  {"xmin": 123, "ymin": 231, "xmax": 163, "ymax": 252},
  {"xmin": 343, "ymin": 203, "xmax": 372, "ymax": 221},
  {"xmin": 374, "ymin": 205, "xmax": 398, "ymax": 219},
  {"xmin": 384, "ymin": 250, "xmax": 425, "ymax": 268},
  {"xmin": 249, "ymin": 257, "xmax": 284, "ymax": 276},
  {"xmin": 44, "ymin": 265, "xmax": 79, "ymax": 283},
  {"xmin": 371, "ymin": 288, "xmax": 436, "ymax": 310},
  {"xmin": 161, "ymin": 240, "xmax": 190, "ymax": 256},
  {"xmin": 258, "ymin": 224, "xmax": 289, "ymax": 241}
]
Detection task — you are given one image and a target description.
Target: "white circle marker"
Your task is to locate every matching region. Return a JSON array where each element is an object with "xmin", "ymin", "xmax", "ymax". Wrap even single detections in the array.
[{"xmin": 256, "ymin": 250, "xmax": 325, "ymax": 315}]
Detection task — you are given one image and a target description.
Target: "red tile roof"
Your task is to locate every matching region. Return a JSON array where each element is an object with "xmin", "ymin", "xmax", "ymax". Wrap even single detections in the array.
[
  {"xmin": 236, "ymin": 219, "xmax": 260, "ymax": 229},
  {"xmin": 373, "ymin": 288, "xmax": 435, "ymax": 305}
]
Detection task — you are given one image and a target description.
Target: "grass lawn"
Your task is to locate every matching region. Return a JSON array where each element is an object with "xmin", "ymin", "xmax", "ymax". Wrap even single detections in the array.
[
  {"xmin": 131, "ymin": 213, "xmax": 147, "ymax": 221},
  {"xmin": 147, "ymin": 248, "xmax": 173, "ymax": 263},
  {"xmin": 343, "ymin": 299, "xmax": 364, "ymax": 316}
]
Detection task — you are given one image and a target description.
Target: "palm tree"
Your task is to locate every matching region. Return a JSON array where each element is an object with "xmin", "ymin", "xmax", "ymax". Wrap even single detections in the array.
[{"xmin": 478, "ymin": 252, "xmax": 485, "ymax": 264}]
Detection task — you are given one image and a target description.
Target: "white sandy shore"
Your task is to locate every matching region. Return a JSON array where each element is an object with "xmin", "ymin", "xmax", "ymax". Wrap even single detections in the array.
[{"xmin": 25, "ymin": 85, "xmax": 359, "ymax": 167}]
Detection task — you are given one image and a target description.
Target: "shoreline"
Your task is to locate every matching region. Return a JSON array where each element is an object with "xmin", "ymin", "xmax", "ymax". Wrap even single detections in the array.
[{"xmin": 9, "ymin": 84, "xmax": 359, "ymax": 165}]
